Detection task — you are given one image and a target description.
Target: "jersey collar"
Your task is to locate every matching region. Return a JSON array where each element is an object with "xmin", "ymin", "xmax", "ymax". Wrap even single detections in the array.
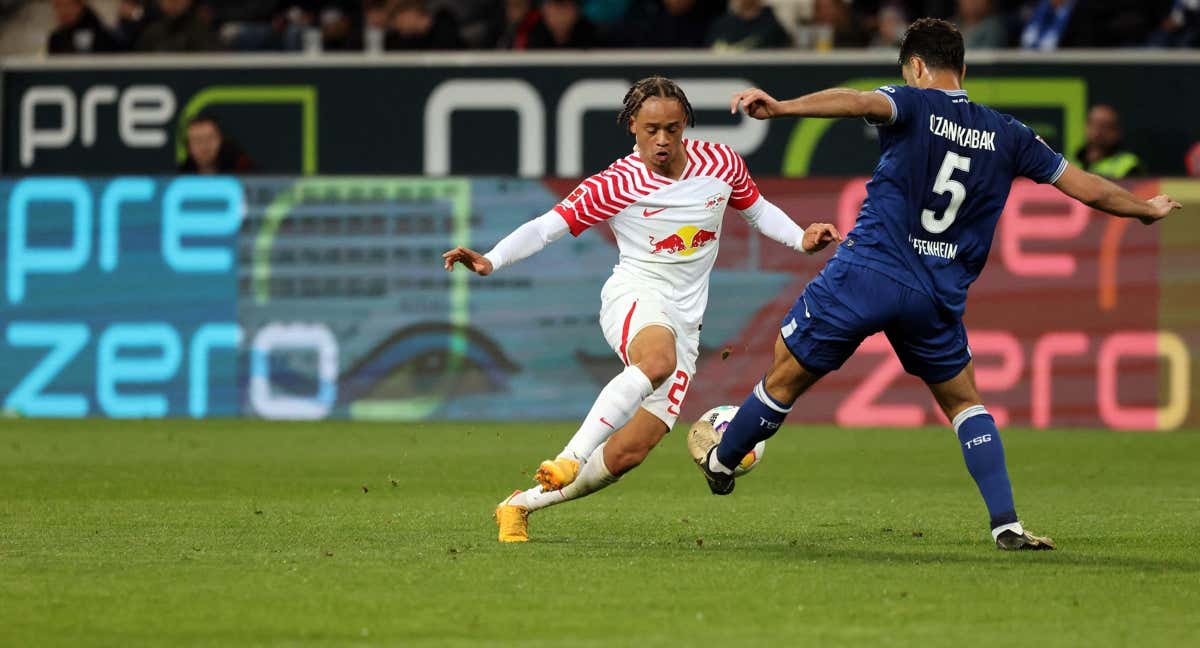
[{"xmin": 630, "ymin": 143, "xmax": 688, "ymax": 183}]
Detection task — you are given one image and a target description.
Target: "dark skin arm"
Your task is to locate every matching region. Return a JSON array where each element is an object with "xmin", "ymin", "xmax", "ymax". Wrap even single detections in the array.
[
  {"xmin": 1052, "ymin": 164, "xmax": 1181, "ymax": 224},
  {"xmin": 731, "ymin": 87, "xmax": 1182, "ymax": 225},
  {"xmin": 730, "ymin": 87, "xmax": 895, "ymax": 122}
]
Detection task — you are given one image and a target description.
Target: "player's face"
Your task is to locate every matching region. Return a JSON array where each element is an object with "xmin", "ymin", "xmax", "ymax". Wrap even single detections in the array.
[{"xmin": 630, "ymin": 97, "xmax": 687, "ymax": 176}]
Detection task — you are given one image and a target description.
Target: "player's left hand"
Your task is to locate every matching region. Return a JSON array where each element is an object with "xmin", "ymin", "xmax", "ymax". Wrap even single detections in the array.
[
  {"xmin": 1139, "ymin": 194, "xmax": 1182, "ymax": 225},
  {"xmin": 802, "ymin": 223, "xmax": 843, "ymax": 254}
]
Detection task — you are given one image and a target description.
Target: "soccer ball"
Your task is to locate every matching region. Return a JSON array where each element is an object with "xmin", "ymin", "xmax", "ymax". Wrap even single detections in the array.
[{"xmin": 695, "ymin": 405, "xmax": 765, "ymax": 476}]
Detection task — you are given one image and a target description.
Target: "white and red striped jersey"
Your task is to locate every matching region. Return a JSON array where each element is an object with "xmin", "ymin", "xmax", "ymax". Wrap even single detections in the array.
[{"xmin": 553, "ymin": 139, "xmax": 761, "ymax": 328}]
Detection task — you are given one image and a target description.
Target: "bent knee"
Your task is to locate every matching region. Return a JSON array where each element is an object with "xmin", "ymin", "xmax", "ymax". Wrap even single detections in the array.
[{"xmin": 636, "ymin": 353, "xmax": 677, "ymax": 388}]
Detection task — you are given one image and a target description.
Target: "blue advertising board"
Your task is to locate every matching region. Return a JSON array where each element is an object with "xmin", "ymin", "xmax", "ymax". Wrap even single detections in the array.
[
  {"xmin": 1, "ymin": 175, "xmax": 787, "ymax": 421},
  {"xmin": 1, "ymin": 177, "xmax": 242, "ymax": 417},
  {"xmin": 4, "ymin": 175, "xmax": 1196, "ymax": 429}
]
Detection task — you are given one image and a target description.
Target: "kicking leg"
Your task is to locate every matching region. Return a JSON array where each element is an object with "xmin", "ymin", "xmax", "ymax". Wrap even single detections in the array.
[
  {"xmin": 929, "ymin": 363, "xmax": 1054, "ymax": 550},
  {"xmin": 498, "ymin": 408, "xmax": 668, "ymax": 541},
  {"xmin": 535, "ymin": 325, "xmax": 676, "ymax": 490},
  {"xmin": 690, "ymin": 334, "xmax": 824, "ymax": 494},
  {"xmin": 527, "ymin": 408, "xmax": 669, "ymax": 511}
]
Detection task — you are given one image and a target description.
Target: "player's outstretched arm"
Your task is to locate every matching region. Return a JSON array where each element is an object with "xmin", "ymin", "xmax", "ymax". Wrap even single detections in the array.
[
  {"xmin": 731, "ymin": 87, "xmax": 893, "ymax": 123},
  {"xmin": 738, "ymin": 196, "xmax": 842, "ymax": 255},
  {"xmin": 442, "ymin": 210, "xmax": 570, "ymax": 276},
  {"xmin": 1052, "ymin": 164, "xmax": 1182, "ymax": 225}
]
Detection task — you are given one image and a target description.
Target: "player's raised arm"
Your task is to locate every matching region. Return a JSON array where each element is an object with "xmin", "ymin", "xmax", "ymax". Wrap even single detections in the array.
[
  {"xmin": 731, "ymin": 87, "xmax": 895, "ymax": 123},
  {"xmin": 1052, "ymin": 164, "xmax": 1182, "ymax": 225},
  {"xmin": 442, "ymin": 210, "xmax": 569, "ymax": 276}
]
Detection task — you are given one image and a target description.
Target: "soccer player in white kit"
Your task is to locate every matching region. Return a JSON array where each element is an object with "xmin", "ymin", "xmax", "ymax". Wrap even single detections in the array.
[{"xmin": 442, "ymin": 77, "xmax": 841, "ymax": 542}]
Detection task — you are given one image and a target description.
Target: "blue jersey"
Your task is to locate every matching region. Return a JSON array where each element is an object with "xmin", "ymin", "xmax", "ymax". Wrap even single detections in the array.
[{"xmin": 836, "ymin": 85, "xmax": 1067, "ymax": 316}]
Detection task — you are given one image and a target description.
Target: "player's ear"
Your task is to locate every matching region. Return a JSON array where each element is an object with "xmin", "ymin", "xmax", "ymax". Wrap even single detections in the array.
[{"xmin": 960, "ymin": 64, "xmax": 967, "ymax": 82}]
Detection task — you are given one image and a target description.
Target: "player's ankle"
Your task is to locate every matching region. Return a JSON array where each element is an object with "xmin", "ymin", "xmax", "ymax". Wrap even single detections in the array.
[
  {"xmin": 557, "ymin": 450, "xmax": 585, "ymax": 464},
  {"xmin": 707, "ymin": 449, "xmax": 734, "ymax": 475}
]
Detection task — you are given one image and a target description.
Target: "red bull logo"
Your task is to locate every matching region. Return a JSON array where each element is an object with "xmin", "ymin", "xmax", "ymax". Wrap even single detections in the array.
[
  {"xmin": 649, "ymin": 226, "xmax": 718, "ymax": 257},
  {"xmin": 704, "ymin": 193, "xmax": 727, "ymax": 210}
]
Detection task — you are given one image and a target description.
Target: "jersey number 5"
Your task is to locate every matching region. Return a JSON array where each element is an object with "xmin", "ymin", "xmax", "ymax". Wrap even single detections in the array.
[{"xmin": 921, "ymin": 151, "xmax": 972, "ymax": 234}]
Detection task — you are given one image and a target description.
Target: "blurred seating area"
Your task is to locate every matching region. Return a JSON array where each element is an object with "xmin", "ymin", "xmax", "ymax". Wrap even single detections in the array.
[{"xmin": 3, "ymin": 0, "xmax": 1196, "ymax": 56}]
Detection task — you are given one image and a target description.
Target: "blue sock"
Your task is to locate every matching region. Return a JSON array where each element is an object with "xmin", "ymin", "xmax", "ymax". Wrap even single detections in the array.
[
  {"xmin": 716, "ymin": 380, "xmax": 792, "ymax": 470},
  {"xmin": 954, "ymin": 406, "xmax": 1018, "ymax": 529}
]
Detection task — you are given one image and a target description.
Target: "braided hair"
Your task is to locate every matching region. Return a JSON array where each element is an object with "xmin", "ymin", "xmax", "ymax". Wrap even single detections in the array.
[{"xmin": 617, "ymin": 76, "xmax": 695, "ymax": 131}]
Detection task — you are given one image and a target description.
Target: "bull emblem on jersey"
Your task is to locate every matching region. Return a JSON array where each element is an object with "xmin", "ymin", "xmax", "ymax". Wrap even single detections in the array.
[
  {"xmin": 704, "ymin": 193, "xmax": 727, "ymax": 210},
  {"xmin": 649, "ymin": 226, "xmax": 719, "ymax": 256},
  {"xmin": 649, "ymin": 233, "xmax": 688, "ymax": 254},
  {"xmin": 691, "ymin": 228, "xmax": 718, "ymax": 247}
]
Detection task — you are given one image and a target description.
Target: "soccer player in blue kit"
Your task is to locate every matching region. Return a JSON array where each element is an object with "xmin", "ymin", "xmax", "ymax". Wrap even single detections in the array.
[{"xmin": 689, "ymin": 18, "xmax": 1182, "ymax": 550}]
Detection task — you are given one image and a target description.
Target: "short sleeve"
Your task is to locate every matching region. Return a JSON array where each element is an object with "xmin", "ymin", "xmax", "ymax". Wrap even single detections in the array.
[
  {"xmin": 727, "ymin": 151, "xmax": 761, "ymax": 210},
  {"xmin": 866, "ymin": 85, "xmax": 921, "ymax": 127},
  {"xmin": 1011, "ymin": 118, "xmax": 1067, "ymax": 184}
]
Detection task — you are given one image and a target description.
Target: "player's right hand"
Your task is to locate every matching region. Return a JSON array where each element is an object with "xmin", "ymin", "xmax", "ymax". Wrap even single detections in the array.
[
  {"xmin": 730, "ymin": 88, "xmax": 783, "ymax": 120},
  {"xmin": 1140, "ymin": 194, "xmax": 1183, "ymax": 225},
  {"xmin": 442, "ymin": 246, "xmax": 493, "ymax": 276}
]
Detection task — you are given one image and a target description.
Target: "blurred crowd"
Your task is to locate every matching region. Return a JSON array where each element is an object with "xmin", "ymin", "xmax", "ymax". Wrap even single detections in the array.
[{"xmin": 45, "ymin": 0, "xmax": 1200, "ymax": 55}]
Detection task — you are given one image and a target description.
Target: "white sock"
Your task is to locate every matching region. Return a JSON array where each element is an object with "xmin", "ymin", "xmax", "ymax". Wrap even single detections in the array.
[
  {"xmin": 560, "ymin": 366, "xmax": 653, "ymax": 463},
  {"xmin": 991, "ymin": 521, "xmax": 1025, "ymax": 541},
  {"xmin": 512, "ymin": 443, "xmax": 619, "ymax": 512},
  {"xmin": 707, "ymin": 450, "xmax": 735, "ymax": 475}
]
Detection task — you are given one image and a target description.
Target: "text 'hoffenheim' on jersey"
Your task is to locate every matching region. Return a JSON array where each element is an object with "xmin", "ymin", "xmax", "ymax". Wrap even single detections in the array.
[{"xmin": 836, "ymin": 84, "xmax": 1067, "ymax": 316}]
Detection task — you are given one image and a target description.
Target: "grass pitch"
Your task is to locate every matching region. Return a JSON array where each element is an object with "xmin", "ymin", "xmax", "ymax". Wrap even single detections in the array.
[{"xmin": 2, "ymin": 419, "xmax": 1198, "ymax": 647}]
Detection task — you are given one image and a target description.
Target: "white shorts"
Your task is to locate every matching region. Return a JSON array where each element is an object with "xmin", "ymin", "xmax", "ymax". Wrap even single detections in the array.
[{"xmin": 598, "ymin": 284, "xmax": 700, "ymax": 429}]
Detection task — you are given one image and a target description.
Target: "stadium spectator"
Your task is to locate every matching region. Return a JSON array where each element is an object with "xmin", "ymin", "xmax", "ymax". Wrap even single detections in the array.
[
  {"xmin": 47, "ymin": 0, "xmax": 122, "ymax": 54},
  {"xmin": 433, "ymin": 0, "xmax": 507, "ymax": 48},
  {"xmin": 1021, "ymin": 0, "xmax": 1171, "ymax": 49},
  {"xmin": 135, "ymin": 0, "xmax": 219, "ymax": 51},
  {"xmin": 363, "ymin": 0, "xmax": 391, "ymax": 51},
  {"xmin": 870, "ymin": 2, "xmax": 908, "ymax": 48},
  {"xmin": 956, "ymin": 0, "xmax": 1008, "ymax": 48},
  {"xmin": 581, "ymin": 0, "xmax": 632, "ymax": 28},
  {"xmin": 1019, "ymin": 0, "xmax": 1074, "ymax": 49},
  {"xmin": 633, "ymin": 0, "xmax": 722, "ymax": 48},
  {"xmin": 526, "ymin": 0, "xmax": 600, "ymax": 48},
  {"xmin": 179, "ymin": 114, "xmax": 255, "ymax": 174},
  {"xmin": 114, "ymin": 0, "xmax": 157, "ymax": 48},
  {"xmin": 804, "ymin": 0, "xmax": 868, "ymax": 49},
  {"xmin": 495, "ymin": 0, "xmax": 541, "ymax": 49},
  {"xmin": 385, "ymin": 0, "xmax": 464, "ymax": 49},
  {"xmin": 265, "ymin": 1, "xmax": 363, "ymax": 51},
  {"xmin": 316, "ymin": 3, "xmax": 361, "ymax": 50},
  {"xmin": 1075, "ymin": 104, "xmax": 1145, "ymax": 178},
  {"xmin": 205, "ymin": 0, "xmax": 284, "ymax": 50},
  {"xmin": 707, "ymin": 0, "xmax": 793, "ymax": 50},
  {"xmin": 1151, "ymin": 0, "xmax": 1200, "ymax": 47},
  {"xmin": 763, "ymin": 0, "xmax": 803, "ymax": 41}
]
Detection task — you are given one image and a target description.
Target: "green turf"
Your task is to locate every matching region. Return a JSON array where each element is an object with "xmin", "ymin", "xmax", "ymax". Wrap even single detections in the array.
[{"xmin": 2, "ymin": 419, "xmax": 1198, "ymax": 647}]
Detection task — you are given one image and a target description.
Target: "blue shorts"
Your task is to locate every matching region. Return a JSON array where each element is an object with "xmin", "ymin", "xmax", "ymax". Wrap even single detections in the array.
[{"xmin": 781, "ymin": 257, "xmax": 970, "ymax": 385}]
